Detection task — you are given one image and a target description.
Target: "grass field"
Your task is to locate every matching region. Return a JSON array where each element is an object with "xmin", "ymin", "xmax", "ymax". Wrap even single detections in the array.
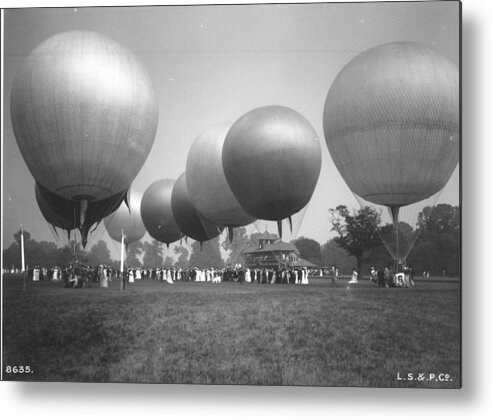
[{"xmin": 1, "ymin": 274, "xmax": 460, "ymax": 387}]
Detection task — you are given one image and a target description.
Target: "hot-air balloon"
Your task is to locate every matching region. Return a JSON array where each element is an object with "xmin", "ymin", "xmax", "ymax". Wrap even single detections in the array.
[
  {"xmin": 323, "ymin": 42, "xmax": 459, "ymax": 269},
  {"xmin": 140, "ymin": 179, "xmax": 183, "ymax": 247},
  {"xmin": 222, "ymin": 106, "xmax": 322, "ymax": 238},
  {"xmin": 35, "ymin": 181, "xmax": 126, "ymax": 248},
  {"xmin": 10, "ymin": 30, "xmax": 158, "ymax": 237},
  {"xmin": 171, "ymin": 172, "xmax": 222, "ymax": 246},
  {"xmin": 186, "ymin": 126, "xmax": 255, "ymax": 241},
  {"xmin": 104, "ymin": 190, "xmax": 146, "ymax": 245}
]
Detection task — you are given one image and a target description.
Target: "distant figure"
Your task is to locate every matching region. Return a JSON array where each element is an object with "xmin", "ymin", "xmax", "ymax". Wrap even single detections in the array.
[
  {"xmin": 370, "ymin": 267, "xmax": 377, "ymax": 283},
  {"xmin": 69, "ymin": 270, "xmax": 78, "ymax": 288},
  {"xmin": 301, "ymin": 268, "xmax": 309, "ymax": 285},
  {"xmin": 377, "ymin": 267, "xmax": 385, "ymax": 287},
  {"xmin": 99, "ymin": 265, "xmax": 108, "ymax": 288},
  {"xmin": 348, "ymin": 268, "xmax": 358, "ymax": 284},
  {"xmin": 245, "ymin": 268, "xmax": 251, "ymax": 283},
  {"xmin": 330, "ymin": 266, "xmax": 338, "ymax": 287},
  {"xmin": 403, "ymin": 266, "xmax": 411, "ymax": 288},
  {"xmin": 384, "ymin": 266, "xmax": 391, "ymax": 287},
  {"xmin": 121, "ymin": 269, "xmax": 128, "ymax": 290}
]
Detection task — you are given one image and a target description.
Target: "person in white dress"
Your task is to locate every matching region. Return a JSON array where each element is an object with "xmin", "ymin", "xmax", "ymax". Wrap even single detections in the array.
[
  {"xmin": 348, "ymin": 268, "xmax": 358, "ymax": 284},
  {"xmin": 99, "ymin": 265, "xmax": 108, "ymax": 288},
  {"xmin": 33, "ymin": 267, "xmax": 40, "ymax": 281},
  {"xmin": 301, "ymin": 268, "xmax": 309, "ymax": 285}
]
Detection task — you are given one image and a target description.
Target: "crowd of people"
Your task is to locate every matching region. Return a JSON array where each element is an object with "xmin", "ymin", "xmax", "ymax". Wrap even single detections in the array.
[
  {"xmin": 19, "ymin": 264, "xmax": 312, "ymax": 288},
  {"xmin": 122, "ymin": 265, "xmax": 310, "ymax": 286},
  {"xmin": 23, "ymin": 264, "xmax": 115, "ymax": 288},
  {"xmin": 15, "ymin": 263, "xmax": 419, "ymax": 289},
  {"xmin": 369, "ymin": 265, "xmax": 415, "ymax": 288}
]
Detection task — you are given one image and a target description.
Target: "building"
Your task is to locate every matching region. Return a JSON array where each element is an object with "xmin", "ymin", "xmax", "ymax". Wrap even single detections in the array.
[{"xmin": 241, "ymin": 231, "xmax": 317, "ymax": 269}]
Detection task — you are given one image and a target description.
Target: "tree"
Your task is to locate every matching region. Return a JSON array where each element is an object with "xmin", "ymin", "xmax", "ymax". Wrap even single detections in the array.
[
  {"xmin": 163, "ymin": 256, "xmax": 174, "ymax": 267},
  {"xmin": 418, "ymin": 204, "xmax": 460, "ymax": 233},
  {"xmin": 126, "ymin": 240, "xmax": 144, "ymax": 268},
  {"xmin": 189, "ymin": 236, "xmax": 224, "ymax": 268},
  {"xmin": 3, "ymin": 242, "xmax": 21, "ymax": 270},
  {"xmin": 142, "ymin": 239, "xmax": 164, "ymax": 268},
  {"xmin": 329, "ymin": 205, "xmax": 382, "ymax": 279},
  {"xmin": 221, "ymin": 227, "xmax": 250, "ymax": 265},
  {"xmin": 86, "ymin": 240, "xmax": 113, "ymax": 266},
  {"xmin": 174, "ymin": 245, "xmax": 189, "ymax": 268},
  {"xmin": 14, "ymin": 229, "xmax": 31, "ymax": 245},
  {"xmin": 410, "ymin": 204, "xmax": 460, "ymax": 276},
  {"xmin": 292, "ymin": 237, "xmax": 322, "ymax": 266},
  {"xmin": 53, "ymin": 241, "xmax": 87, "ymax": 266},
  {"xmin": 29, "ymin": 240, "xmax": 59, "ymax": 267},
  {"xmin": 320, "ymin": 239, "xmax": 356, "ymax": 274}
]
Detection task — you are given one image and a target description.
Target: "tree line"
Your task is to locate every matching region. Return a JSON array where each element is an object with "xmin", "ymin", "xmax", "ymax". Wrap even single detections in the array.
[
  {"xmin": 294, "ymin": 203, "xmax": 459, "ymax": 278},
  {"xmin": 2, "ymin": 204, "xmax": 459, "ymax": 277}
]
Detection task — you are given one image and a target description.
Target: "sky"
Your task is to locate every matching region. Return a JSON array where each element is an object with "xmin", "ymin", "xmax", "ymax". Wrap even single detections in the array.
[{"xmin": 1, "ymin": 1, "xmax": 460, "ymax": 259}]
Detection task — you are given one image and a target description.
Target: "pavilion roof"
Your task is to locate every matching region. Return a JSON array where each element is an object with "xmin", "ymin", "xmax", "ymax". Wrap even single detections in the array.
[{"xmin": 242, "ymin": 241, "xmax": 298, "ymax": 254}]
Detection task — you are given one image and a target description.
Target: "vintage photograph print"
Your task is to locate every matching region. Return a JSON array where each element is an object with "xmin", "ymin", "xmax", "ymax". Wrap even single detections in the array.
[{"xmin": 1, "ymin": 1, "xmax": 460, "ymax": 387}]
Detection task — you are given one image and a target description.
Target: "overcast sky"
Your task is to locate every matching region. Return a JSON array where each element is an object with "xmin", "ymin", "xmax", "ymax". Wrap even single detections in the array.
[{"xmin": 1, "ymin": 1, "xmax": 460, "ymax": 257}]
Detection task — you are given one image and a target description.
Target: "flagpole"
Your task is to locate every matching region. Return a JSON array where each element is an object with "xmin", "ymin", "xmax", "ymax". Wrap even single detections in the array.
[
  {"xmin": 20, "ymin": 224, "xmax": 26, "ymax": 292},
  {"xmin": 120, "ymin": 229, "xmax": 125, "ymax": 273},
  {"xmin": 20, "ymin": 224, "xmax": 25, "ymax": 272},
  {"xmin": 120, "ymin": 229, "xmax": 125, "ymax": 290}
]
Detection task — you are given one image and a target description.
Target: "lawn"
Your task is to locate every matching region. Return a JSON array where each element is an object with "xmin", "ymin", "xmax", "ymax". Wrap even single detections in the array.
[{"xmin": 1, "ymin": 274, "xmax": 460, "ymax": 387}]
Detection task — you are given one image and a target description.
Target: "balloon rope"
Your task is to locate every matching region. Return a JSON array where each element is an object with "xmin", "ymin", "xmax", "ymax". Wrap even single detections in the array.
[
  {"xmin": 80, "ymin": 199, "xmax": 88, "ymax": 225},
  {"xmin": 228, "ymin": 226, "xmax": 234, "ymax": 243},
  {"xmin": 277, "ymin": 220, "xmax": 283, "ymax": 240},
  {"xmin": 288, "ymin": 216, "xmax": 293, "ymax": 234},
  {"xmin": 124, "ymin": 192, "xmax": 130, "ymax": 212},
  {"xmin": 52, "ymin": 224, "xmax": 60, "ymax": 240},
  {"xmin": 388, "ymin": 205, "xmax": 400, "ymax": 266}
]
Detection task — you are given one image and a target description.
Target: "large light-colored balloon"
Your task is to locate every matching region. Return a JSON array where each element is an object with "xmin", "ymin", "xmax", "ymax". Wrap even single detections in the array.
[
  {"xmin": 11, "ymin": 30, "xmax": 158, "ymax": 202},
  {"xmin": 323, "ymin": 42, "xmax": 459, "ymax": 208},
  {"xmin": 104, "ymin": 190, "xmax": 146, "ymax": 245},
  {"xmin": 222, "ymin": 106, "xmax": 322, "ymax": 221},
  {"xmin": 186, "ymin": 127, "xmax": 255, "ymax": 228},
  {"xmin": 140, "ymin": 179, "xmax": 182, "ymax": 246},
  {"xmin": 171, "ymin": 173, "xmax": 222, "ymax": 244}
]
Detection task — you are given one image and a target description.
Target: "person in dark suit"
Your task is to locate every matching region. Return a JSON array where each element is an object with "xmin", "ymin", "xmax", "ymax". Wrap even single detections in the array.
[{"xmin": 330, "ymin": 266, "xmax": 338, "ymax": 287}]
